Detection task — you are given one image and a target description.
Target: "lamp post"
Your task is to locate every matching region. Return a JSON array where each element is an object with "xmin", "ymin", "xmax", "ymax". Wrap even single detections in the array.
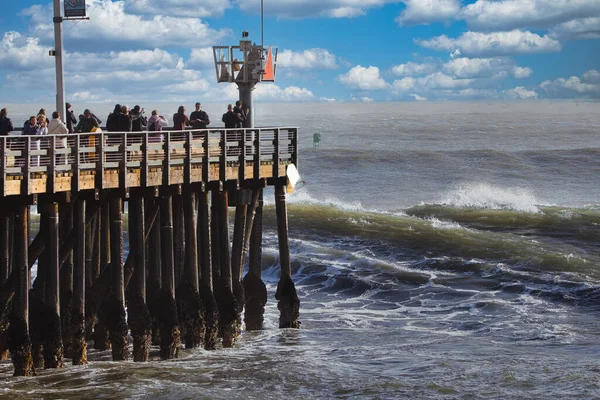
[{"xmin": 53, "ymin": 0, "xmax": 66, "ymax": 121}]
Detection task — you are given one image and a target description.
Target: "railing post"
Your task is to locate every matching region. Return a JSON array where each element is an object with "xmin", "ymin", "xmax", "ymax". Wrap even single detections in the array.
[
  {"xmin": 24, "ymin": 136, "xmax": 31, "ymax": 195},
  {"xmin": 292, "ymin": 128, "xmax": 298, "ymax": 168},
  {"xmin": 219, "ymin": 130, "xmax": 226, "ymax": 184},
  {"xmin": 142, "ymin": 132, "xmax": 148, "ymax": 187},
  {"xmin": 202, "ymin": 130, "xmax": 209, "ymax": 183},
  {"xmin": 164, "ymin": 131, "xmax": 171, "ymax": 186},
  {"xmin": 185, "ymin": 131, "xmax": 192, "ymax": 185},
  {"xmin": 273, "ymin": 128, "xmax": 280, "ymax": 179},
  {"xmin": 239, "ymin": 129, "xmax": 246, "ymax": 182},
  {"xmin": 0, "ymin": 137, "xmax": 5, "ymax": 197},
  {"xmin": 96, "ymin": 133, "xmax": 104, "ymax": 190},
  {"xmin": 49, "ymin": 135, "xmax": 56, "ymax": 194},
  {"xmin": 72, "ymin": 134, "xmax": 80, "ymax": 192},
  {"xmin": 254, "ymin": 129, "xmax": 261, "ymax": 180},
  {"xmin": 120, "ymin": 133, "xmax": 127, "ymax": 192}
]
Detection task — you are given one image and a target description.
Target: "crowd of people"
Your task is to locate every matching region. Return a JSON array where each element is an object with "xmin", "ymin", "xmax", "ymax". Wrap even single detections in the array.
[{"xmin": 0, "ymin": 101, "xmax": 250, "ymax": 136}]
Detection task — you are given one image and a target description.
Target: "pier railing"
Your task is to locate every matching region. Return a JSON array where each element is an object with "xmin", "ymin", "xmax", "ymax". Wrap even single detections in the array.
[{"xmin": 0, "ymin": 127, "xmax": 298, "ymax": 196}]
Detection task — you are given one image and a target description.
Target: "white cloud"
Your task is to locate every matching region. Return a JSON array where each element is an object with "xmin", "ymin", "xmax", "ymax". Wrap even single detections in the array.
[
  {"xmin": 320, "ymin": 97, "xmax": 337, "ymax": 102},
  {"xmin": 512, "ymin": 66, "xmax": 533, "ymax": 79},
  {"xmin": 278, "ymin": 48, "xmax": 338, "ymax": 70},
  {"xmin": 540, "ymin": 70, "xmax": 600, "ymax": 98},
  {"xmin": 416, "ymin": 30, "xmax": 561, "ymax": 57},
  {"xmin": 0, "ymin": 31, "xmax": 53, "ymax": 70},
  {"xmin": 549, "ymin": 17, "xmax": 600, "ymax": 41},
  {"xmin": 504, "ymin": 86, "xmax": 538, "ymax": 99},
  {"xmin": 396, "ymin": 0, "xmax": 461, "ymax": 26},
  {"xmin": 391, "ymin": 62, "xmax": 437, "ymax": 76},
  {"xmin": 392, "ymin": 77, "xmax": 416, "ymax": 92},
  {"xmin": 443, "ymin": 57, "xmax": 516, "ymax": 78},
  {"xmin": 462, "ymin": 0, "xmax": 600, "ymax": 31},
  {"xmin": 236, "ymin": 0, "xmax": 396, "ymax": 19},
  {"xmin": 125, "ymin": 0, "xmax": 231, "ymax": 18},
  {"xmin": 20, "ymin": 0, "xmax": 231, "ymax": 49},
  {"xmin": 254, "ymin": 84, "xmax": 315, "ymax": 101},
  {"xmin": 410, "ymin": 93, "xmax": 427, "ymax": 101},
  {"xmin": 187, "ymin": 47, "xmax": 217, "ymax": 70},
  {"xmin": 338, "ymin": 66, "xmax": 388, "ymax": 90},
  {"xmin": 417, "ymin": 72, "xmax": 474, "ymax": 89}
]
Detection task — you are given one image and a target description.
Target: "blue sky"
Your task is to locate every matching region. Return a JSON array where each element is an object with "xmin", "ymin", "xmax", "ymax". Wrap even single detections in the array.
[{"xmin": 0, "ymin": 0, "xmax": 599, "ymax": 103}]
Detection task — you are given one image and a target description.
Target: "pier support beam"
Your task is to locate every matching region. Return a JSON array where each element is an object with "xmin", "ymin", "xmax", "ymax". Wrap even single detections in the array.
[
  {"xmin": 274, "ymin": 185, "xmax": 300, "ymax": 329},
  {"xmin": 93, "ymin": 203, "xmax": 111, "ymax": 351},
  {"xmin": 9, "ymin": 205, "xmax": 35, "ymax": 376},
  {"xmin": 158, "ymin": 193, "xmax": 180, "ymax": 359},
  {"xmin": 214, "ymin": 190, "xmax": 238, "ymax": 347},
  {"xmin": 71, "ymin": 198, "xmax": 87, "ymax": 365},
  {"xmin": 231, "ymin": 189, "xmax": 249, "ymax": 332},
  {"xmin": 59, "ymin": 203, "xmax": 73, "ymax": 355},
  {"xmin": 127, "ymin": 197, "xmax": 151, "ymax": 362},
  {"xmin": 103, "ymin": 197, "xmax": 129, "ymax": 361},
  {"xmin": 147, "ymin": 197, "xmax": 162, "ymax": 346},
  {"xmin": 44, "ymin": 202, "xmax": 63, "ymax": 368},
  {"xmin": 177, "ymin": 190, "xmax": 204, "ymax": 349},
  {"xmin": 243, "ymin": 188, "xmax": 267, "ymax": 330},
  {"xmin": 198, "ymin": 191, "xmax": 218, "ymax": 350},
  {"xmin": 0, "ymin": 215, "xmax": 10, "ymax": 360}
]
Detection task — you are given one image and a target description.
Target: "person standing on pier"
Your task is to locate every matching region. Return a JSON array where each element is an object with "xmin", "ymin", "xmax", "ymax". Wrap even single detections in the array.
[
  {"xmin": 23, "ymin": 116, "xmax": 38, "ymax": 135},
  {"xmin": 66, "ymin": 103, "xmax": 77, "ymax": 133},
  {"xmin": 117, "ymin": 105, "xmax": 142, "ymax": 132},
  {"xmin": 131, "ymin": 105, "xmax": 147, "ymax": 131},
  {"xmin": 190, "ymin": 102, "xmax": 210, "ymax": 129},
  {"xmin": 173, "ymin": 106, "xmax": 190, "ymax": 130},
  {"xmin": 222, "ymin": 104, "xmax": 241, "ymax": 128},
  {"xmin": 147, "ymin": 110, "xmax": 168, "ymax": 132},
  {"xmin": 233, "ymin": 100, "xmax": 248, "ymax": 128},
  {"xmin": 76, "ymin": 109, "xmax": 99, "ymax": 133},
  {"xmin": 0, "ymin": 108, "xmax": 13, "ymax": 135},
  {"xmin": 49, "ymin": 111, "xmax": 68, "ymax": 135}
]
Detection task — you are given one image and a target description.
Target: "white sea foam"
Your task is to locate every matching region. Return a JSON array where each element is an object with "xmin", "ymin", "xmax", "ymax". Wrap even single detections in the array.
[{"xmin": 438, "ymin": 182, "xmax": 541, "ymax": 213}]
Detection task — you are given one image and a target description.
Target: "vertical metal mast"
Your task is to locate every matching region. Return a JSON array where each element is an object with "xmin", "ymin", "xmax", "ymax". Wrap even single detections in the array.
[{"xmin": 53, "ymin": 0, "xmax": 66, "ymax": 121}]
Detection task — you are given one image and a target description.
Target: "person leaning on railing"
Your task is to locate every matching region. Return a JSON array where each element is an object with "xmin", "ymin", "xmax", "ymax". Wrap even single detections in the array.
[{"xmin": 0, "ymin": 108, "xmax": 13, "ymax": 135}]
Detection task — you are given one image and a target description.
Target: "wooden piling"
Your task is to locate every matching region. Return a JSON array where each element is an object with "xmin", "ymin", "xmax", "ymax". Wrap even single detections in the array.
[
  {"xmin": 274, "ymin": 185, "xmax": 300, "ymax": 329},
  {"xmin": 44, "ymin": 202, "xmax": 63, "ymax": 368},
  {"xmin": 173, "ymin": 193, "xmax": 185, "ymax": 288},
  {"xmin": 127, "ymin": 197, "xmax": 151, "ymax": 362},
  {"xmin": 176, "ymin": 190, "xmax": 204, "ymax": 349},
  {"xmin": 9, "ymin": 205, "xmax": 35, "ymax": 376},
  {"xmin": 71, "ymin": 198, "xmax": 87, "ymax": 365},
  {"xmin": 215, "ymin": 189, "xmax": 238, "ymax": 347},
  {"xmin": 243, "ymin": 188, "xmax": 268, "ymax": 331},
  {"xmin": 59, "ymin": 203, "xmax": 73, "ymax": 355},
  {"xmin": 158, "ymin": 193, "xmax": 180, "ymax": 359},
  {"xmin": 198, "ymin": 191, "xmax": 218, "ymax": 350},
  {"xmin": 104, "ymin": 197, "xmax": 128, "ymax": 361},
  {"xmin": 93, "ymin": 202, "xmax": 111, "ymax": 351},
  {"xmin": 231, "ymin": 189, "xmax": 248, "ymax": 331},
  {"xmin": 147, "ymin": 197, "xmax": 162, "ymax": 346},
  {"xmin": 0, "ymin": 215, "xmax": 9, "ymax": 360}
]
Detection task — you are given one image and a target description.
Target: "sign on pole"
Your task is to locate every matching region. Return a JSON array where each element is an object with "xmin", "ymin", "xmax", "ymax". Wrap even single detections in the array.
[{"xmin": 64, "ymin": 0, "xmax": 86, "ymax": 18}]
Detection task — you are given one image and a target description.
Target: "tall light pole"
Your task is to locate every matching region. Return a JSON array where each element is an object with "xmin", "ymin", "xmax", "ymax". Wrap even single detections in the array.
[{"xmin": 53, "ymin": 0, "xmax": 66, "ymax": 121}]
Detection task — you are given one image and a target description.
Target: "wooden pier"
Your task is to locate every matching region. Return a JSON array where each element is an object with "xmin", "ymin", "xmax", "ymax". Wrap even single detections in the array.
[{"xmin": 0, "ymin": 127, "xmax": 300, "ymax": 376}]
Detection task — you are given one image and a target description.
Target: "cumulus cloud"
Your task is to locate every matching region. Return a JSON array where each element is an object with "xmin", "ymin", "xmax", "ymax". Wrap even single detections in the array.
[
  {"xmin": 0, "ymin": 31, "xmax": 53, "ymax": 70},
  {"xmin": 125, "ymin": 0, "xmax": 231, "ymax": 18},
  {"xmin": 391, "ymin": 62, "xmax": 437, "ymax": 76},
  {"xmin": 417, "ymin": 72, "xmax": 474, "ymax": 89},
  {"xmin": 338, "ymin": 66, "xmax": 388, "ymax": 90},
  {"xmin": 512, "ymin": 66, "xmax": 533, "ymax": 79},
  {"xmin": 540, "ymin": 70, "xmax": 600, "ymax": 98},
  {"xmin": 548, "ymin": 17, "xmax": 600, "ymax": 41},
  {"xmin": 236, "ymin": 0, "xmax": 396, "ymax": 19},
  {"xmin": 410, "ymin": 93, "xmax": 427, "ymax": 101},
  {"xmin": 416, "ymin": 30, "xmax": 561, "ymax": 57},
  {"xmin": 254, "ymin": 84, "xmax": 315, "ymax": 101},
  {"xmin": 20, "ymin": 0, "xmax": 230, "ymax": 49},
  {"xmin": 504, "ymin": 86, "xmax": 538, "ymax": 99},
  {"xmin": 277, "ymin": 48, "xmax": 338, "ymax": 70},
  {"xmin": 443, "ymin": 57, "xmax": 517, "ymax": 78},
  {"xmin": 187, "ymin": 47, "xmax": 217, "ymax": 70},
  {"xmin": 462, "ymin": 0, "xmax": 600, "ymax": 31},
  {"xmin": 396, "ymin": 0, "xmax": 461, "ymax": 26},
  {"xmin": 391, "ymin": 77, "xmax": 416, "ymax": 92}
]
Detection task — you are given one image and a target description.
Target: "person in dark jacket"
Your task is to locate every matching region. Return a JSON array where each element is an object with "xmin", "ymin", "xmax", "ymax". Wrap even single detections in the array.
[
  {"xmin": 65, "ymin": 102, "xmax": 77, "ymax": 133},
  {"xmin": 106, "ymin": 104, "xmax": 121, "ymax": 132},
  {"xmin": 75, "ymin": 109, "xmax": 99, "ymax": 133},
  {"xmin": 172, "ymin": 106, "xmax": 189, "ymax": 130},
  {"xmin": 117, "ymin": 105, "xmax": 142, "ymax": 132},
  {"xmin": 23, "ymin": 116, "xmax": 38, "ymax": 135},
  {"xmin": 0, "ymin": 108, "xmax": 14, "ymax": 135},
  {"xmin": 131, "ymin": 105, "xmax": 147, "ymax": 131},
  {"xmin": 233, "ymin": 100, "xmax": 248, "ymax": 128},
  {"xmin": 189, "ymin": 102, "xmax": 210, "ymax": 129},
  {"xmin": 222, "ymin": 104, "xmax": 241, "ymax": 128}
]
